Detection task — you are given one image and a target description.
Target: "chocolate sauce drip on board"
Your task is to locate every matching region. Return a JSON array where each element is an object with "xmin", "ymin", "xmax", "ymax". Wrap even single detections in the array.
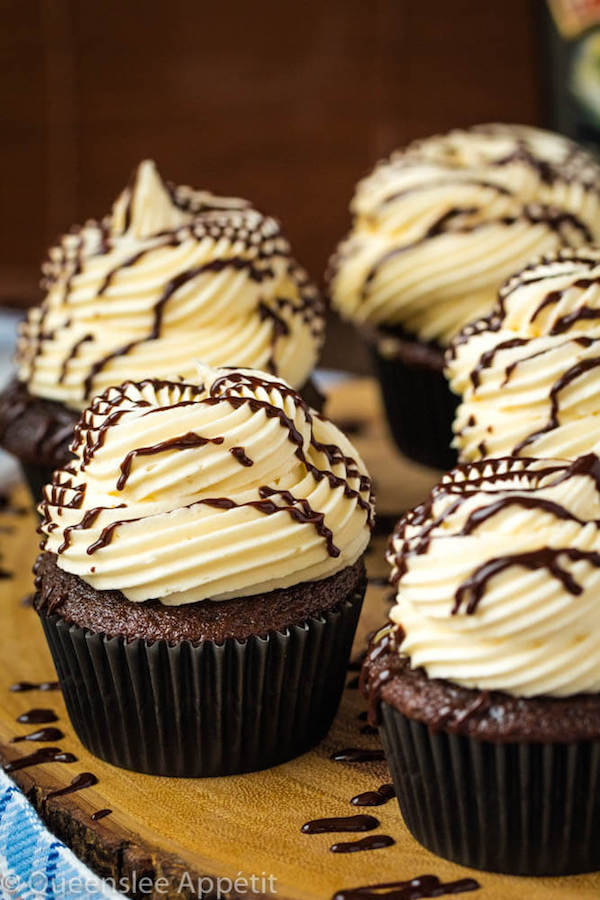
[
  {"xmin": 11, "ymin": 727, "xmax": 64, "ymax": 743},
  {"xmin": 332, "ymin": 874, "xmax": 480, "ymax": 900},
  {"xmin": 46, "ymin": 772, "xmax": 98, "ymax": 800},
  {"xmin": 301, "ymin": 815, "xmax": 379, "ymax": 834},
  {"xmin": 330, "ymin": 748, "xmax": 385, "ymax": 763},
  {"xmin": 10, "ymin": 681, "xmax": 60, "ymax": 693},
  {"xmin": 4, "ymin": 748, "xmax": 77, "ymax": 772},
  {"xmin": 91, "ymin": 808, "xmax": 112, "ymax": 821},
  {"xmin": 330, "ymin": 835, "xmax": 395, "ymax": 854},
  {"xmin": 17, "ymin": 709, "xmax": 58, "ymax": 724},
  {"xmin": 351, "ymin": 784, "xmax": 395, "ymax": 807}
]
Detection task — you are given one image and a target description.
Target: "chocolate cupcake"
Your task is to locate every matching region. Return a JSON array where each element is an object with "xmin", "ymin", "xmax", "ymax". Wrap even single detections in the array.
[
  {"xmin": 363, "ymin": 454, "xmax": 600, "ymax": 874},
  {"xmin": 35, "ymin": 365, "xmax": 373, "ymax": 776},
  {"xmin": 447, "ymin": 247, "xmax": 600, "ymax": 461},
  {"xmin": 1, "ymin": 161, "xmax": 324, "ymax": 502},
  {"xmin": 329, "ymin": 124, "xmax": 600, "ymax": 469}
]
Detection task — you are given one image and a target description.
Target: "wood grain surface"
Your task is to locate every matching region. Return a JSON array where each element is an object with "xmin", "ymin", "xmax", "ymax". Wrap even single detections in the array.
[{"xmin": 0, "ymin": 379, "xmax": 598, "ymax": 900}]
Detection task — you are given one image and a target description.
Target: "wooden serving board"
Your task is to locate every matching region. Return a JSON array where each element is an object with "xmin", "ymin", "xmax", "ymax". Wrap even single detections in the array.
[{"xmin": 0, "ymin": 378, "xmax": 599, "ymax": 900}]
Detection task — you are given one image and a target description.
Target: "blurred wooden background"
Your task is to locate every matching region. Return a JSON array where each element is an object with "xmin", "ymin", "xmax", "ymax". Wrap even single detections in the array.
[{"xmin": 2, "ymin": 0, "xmax": 542, "ymax": 370}]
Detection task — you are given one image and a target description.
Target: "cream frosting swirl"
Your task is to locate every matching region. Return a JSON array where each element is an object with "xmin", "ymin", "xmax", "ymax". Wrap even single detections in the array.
[
  {"xmin": 39, "ymin": 365, "xmax": 373, "ymax": 605},
  {"xmin": 447, "ymin": 248, "xmax": 600, "ymax": 460},
  {"xmin": 18, "ymin": 161, "xmax": 324, "ymax": 409},
  {"xmin": 329, "ymin": 124, "xmax": 600, "ymax": 346},
  {"xmin": 386, "ymin": 454, "xmax": 600, "ymax": 697}
]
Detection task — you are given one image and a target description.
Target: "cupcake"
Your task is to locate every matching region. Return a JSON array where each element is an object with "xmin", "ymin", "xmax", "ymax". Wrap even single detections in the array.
[
  {"xmin": 363, "ymin": 454, "xmax": 600, "ymax": 875},
  {"xmin": 35, "ymin": 364, "xmax": 373, "ymax": 776},
  {"xmin": 1, "ymin": 161, "xmax": 324, "ymax": 502},
  {"xmin": 447, "ymin": 248, "xmax": 600, "ymax": 461},
  {"xmin": 329, "ymin": 124, "xmax": 600, "ymax": 469}
]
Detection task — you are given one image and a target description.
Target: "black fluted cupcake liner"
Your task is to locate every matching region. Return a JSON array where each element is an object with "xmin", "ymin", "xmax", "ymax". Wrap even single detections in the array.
[
  {"xmin": 379, "ymin": 700, "xmax": 600, "ymax": 875},
  {"xmin": 37, "ymin": 589, "xmax": 364, "ymax": 777},
  {"xmin": 367, "ymin": 340, "xmax": 458, "ymax": 471},
  {"xmin": 21, "ymin": 463, "xmax": 55, "ymax": 509}
]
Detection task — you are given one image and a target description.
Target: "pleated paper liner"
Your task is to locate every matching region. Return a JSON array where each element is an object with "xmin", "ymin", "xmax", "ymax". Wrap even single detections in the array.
[
  {"xmin": 379, "ymin": 700, "xmax": 600, "ymax": 876},
  {"xmin": 37, "ymin": 588, "xmax": 364, "ymax": 778},
  {"xmin": 364, "ymin": 326, "xmax": 458, "ymax": 471}
]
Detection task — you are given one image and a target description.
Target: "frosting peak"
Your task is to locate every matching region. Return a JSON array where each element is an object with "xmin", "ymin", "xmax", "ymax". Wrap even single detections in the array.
[
  {"xmin": 111, "ymin": 160, "xmax": 191, "ymax": 238},
  {"xmin": 387, "ymin": 455, "xmax": 600, "ymax": 697},
  {"xmin": 18, "ymin": 163, "xmax": 324, "ymax": 409},
  {"xmin": 330, "ymin": 124, "xmax": 600, "ymax": 346},
  {"xmin": 40, "ymin": 365, "xmax": 373, "ymax": 605}
]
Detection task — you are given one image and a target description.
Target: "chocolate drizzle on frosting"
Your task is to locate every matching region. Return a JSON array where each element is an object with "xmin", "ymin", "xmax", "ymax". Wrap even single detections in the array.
[
  {"xmin": 380, "ymin": 453, "xmax": 600, "ymax": 699},
  {"xmin": 448, "ymin": 247, "xmax": 600, "ymax": 461},
  {"xmin": 330, "ymin": 125, "xmax": 600, "ymax": 346},
  {"xmin": 117, "ymin": 431, "xmax": 225, "ymax": 490},
  {"xmin": 452, "ymin": 546, "xmax": 600, "ymax": 615},
  {"xmin": 40, "ymin": 366, "xmax": 373, "ymax": 606},
  {"xmin": 18, "ymin": 160, "xmax": 325, "ymax": 408},
  {"xmin": 389, "ymin": 455, "xmax": 600, "ymax": 615}
]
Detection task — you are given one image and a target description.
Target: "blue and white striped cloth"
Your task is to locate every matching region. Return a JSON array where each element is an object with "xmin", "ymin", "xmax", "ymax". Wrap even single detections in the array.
[{"xmin": 0, "ymin": 771, "xmax": 122, "ymax": 900}]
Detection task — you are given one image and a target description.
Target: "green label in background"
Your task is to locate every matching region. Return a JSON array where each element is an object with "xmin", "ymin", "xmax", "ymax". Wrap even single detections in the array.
[{"xmin": 543, "ymin": 0, "xmax": 600, "ymax": 151}]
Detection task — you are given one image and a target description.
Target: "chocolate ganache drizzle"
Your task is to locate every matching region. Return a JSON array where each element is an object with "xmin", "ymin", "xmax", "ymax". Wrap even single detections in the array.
[
  {"xmin": 385, "ymin": 454, "xmax": 600, "ymax": 697},
  {"xmin": 329, "ymin": 124, "xmax": 600, "ymax": 346},
  {"xmin": 17, "ymin": 161, "xmax": 324, "ymax": 408},
  {"xmin": 39, "ymin": 365, "xmax": 373, "ymax": 605},
  {"xmin": 447, "ymin": 248, "xmax": 600, "ymax": 461}
]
